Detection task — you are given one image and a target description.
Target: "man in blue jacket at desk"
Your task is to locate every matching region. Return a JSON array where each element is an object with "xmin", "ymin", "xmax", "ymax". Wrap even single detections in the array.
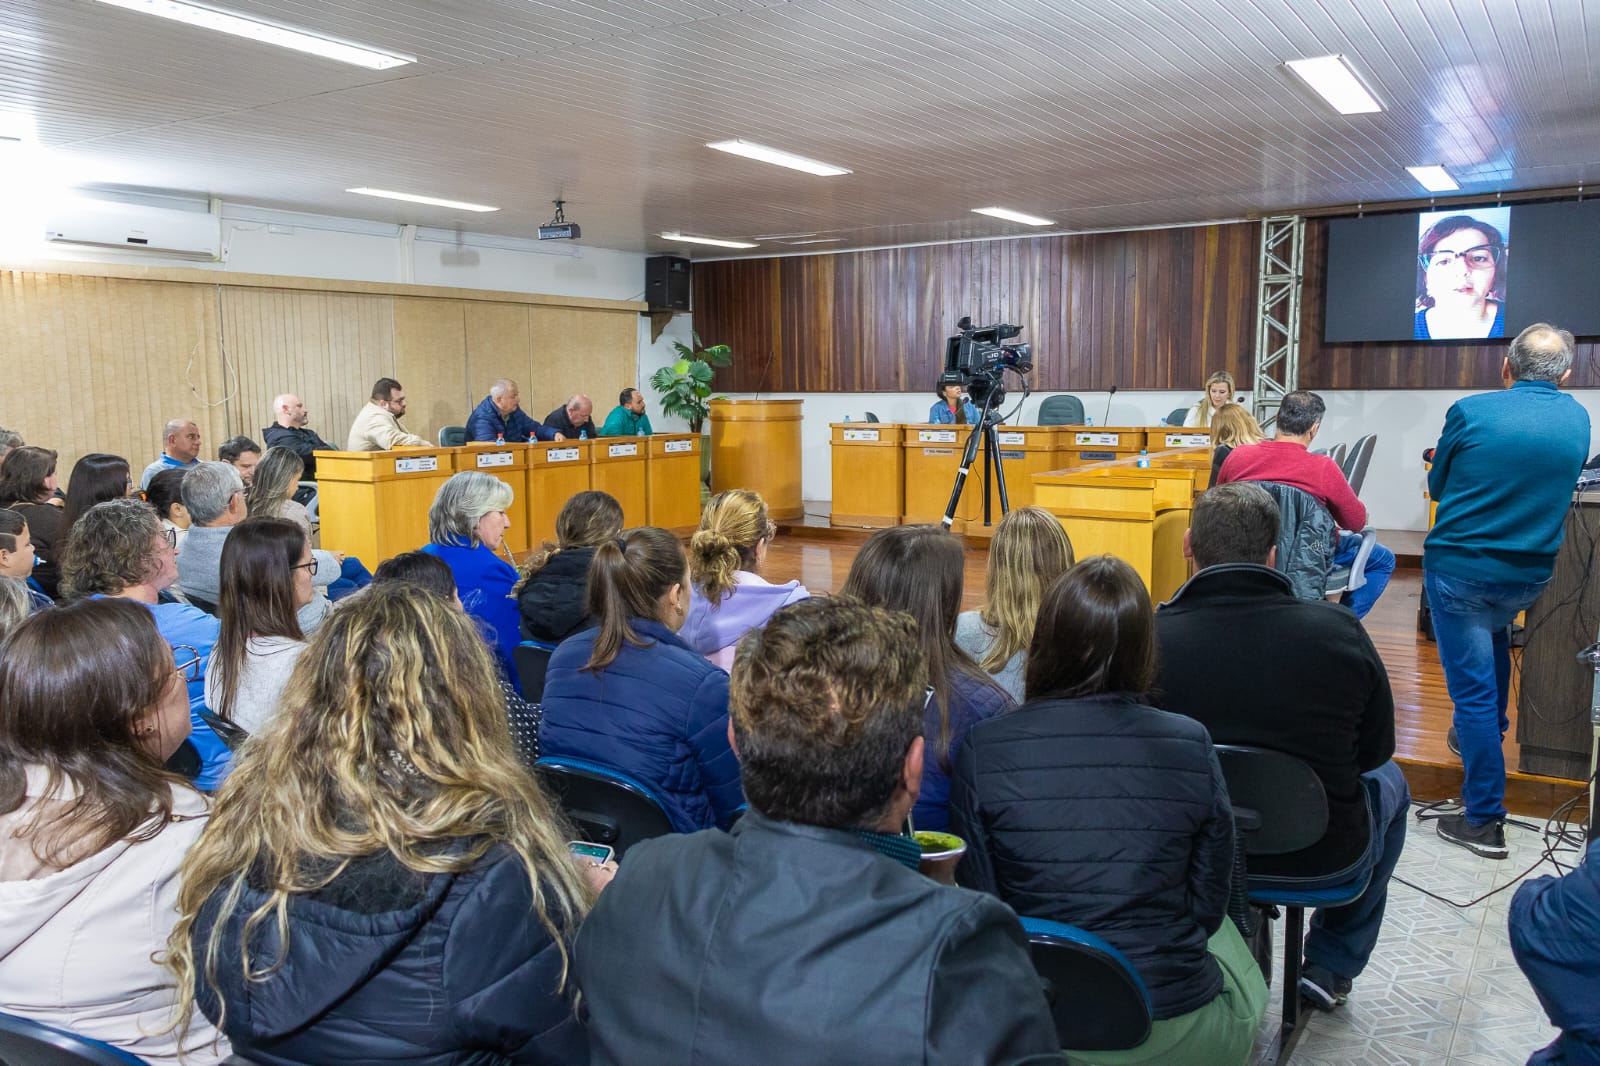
[{"xmin": 465, "ymin": 379, "xmax": 566, "ymax": 442}]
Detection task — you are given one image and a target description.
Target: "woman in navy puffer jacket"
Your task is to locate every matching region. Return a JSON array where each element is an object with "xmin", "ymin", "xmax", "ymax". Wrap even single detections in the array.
[{"xmin": 540, "ymin": 526, "xmax": 743, "ymax": 831}]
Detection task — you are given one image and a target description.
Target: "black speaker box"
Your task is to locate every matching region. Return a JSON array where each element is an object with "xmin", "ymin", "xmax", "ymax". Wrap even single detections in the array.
[{"xmin": 646, "ymin": 255, "xmax": 691, "ymax": 311}]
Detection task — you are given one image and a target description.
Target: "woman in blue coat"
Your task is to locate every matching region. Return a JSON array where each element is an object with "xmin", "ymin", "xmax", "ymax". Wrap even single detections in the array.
[
  {"xmin": 540, "ymin": 526, "xmax": 743, "ymax": 831},
  {"xmin": 929, "ymin": 380, "xmax": 979, "ymax": 425},
  {"xmin": 421, "ymin": 471, "xmax": 522, "ymax": 681}
]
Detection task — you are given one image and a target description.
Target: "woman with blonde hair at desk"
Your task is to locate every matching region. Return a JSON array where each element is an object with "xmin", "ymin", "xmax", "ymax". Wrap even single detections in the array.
[
  {"xmin": 954, "ymin": 507, "xmax": 1075, "ymax": 701},
  {"xmin": 1184, "ymin": 370, "xmax": 1236, "ymax": 429},
  {"xmin": 1208, "ymin": 403, "xmax": 1264, "ymax": 486}
]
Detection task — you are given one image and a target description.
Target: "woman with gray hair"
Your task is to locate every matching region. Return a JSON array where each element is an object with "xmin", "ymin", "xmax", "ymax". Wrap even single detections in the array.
[{"xmin": 421, "ymin": 470, "xmax": 521, "ymax": 680}]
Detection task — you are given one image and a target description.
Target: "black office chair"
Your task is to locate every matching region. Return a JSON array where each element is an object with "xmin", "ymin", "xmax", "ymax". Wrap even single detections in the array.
[
  {"xmin": 864, "ymin": 412, "xmax": 880, "ymax": 422},
  {"xmin": 439, "ymin": 425, "xmax": 467, "ymax": 447},
  {"xmin": 1037, "ymin": 395, "xmax": 1085, "ymax": 426},
  {"xmin": 1325, "ymin": 441, "xmax": 1347, "ymax": 470},
  {"xmin": 1341, "ymin": 433, "xmax": 1377, "ymax": 495},
  {"xmin": 513, "ymin": 641, "xmax": 555, "ymax": 702},
  {"xmin": 534, "ymin": 756, "xmax": 678, "ymax": 857},
  {"xmin": 1213, "ymin": 745, "xmax": 1372, "ymax": 1065},
  {"xmin": 1165, "ymin": 406, "xmax": 1189, "ymax": 426},
  {"xmin": 1018, "ymin": 917, "xmax": 1153, "ymax": 1053},
  {"xmin": 0, "ymin": 1011, "xmax": 149, "ymax": 1065}
]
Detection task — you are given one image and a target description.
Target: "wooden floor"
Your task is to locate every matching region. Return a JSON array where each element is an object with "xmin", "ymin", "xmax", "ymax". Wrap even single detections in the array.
[{"xmin": 763, "ymin": 528, "xmax": 1591, "ymax": 818}]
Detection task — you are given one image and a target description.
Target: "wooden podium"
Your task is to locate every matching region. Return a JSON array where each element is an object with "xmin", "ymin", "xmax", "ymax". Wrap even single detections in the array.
[
  {"xmin": 592, "ymin": 438, "xmax": 648, "ymax": 527},
  {"xmin": 647, "ymin": 434, "xmax": 704, "ymax": 532},
  {"xmin": 902, "ymin": 424, "xmax": 982, "ymax": 530},
  {"xmin": 315, "ymin": 447, "xmax": 455, "ymax": 565},
  {"xmin": 830, "ymin": 423, "xmax": 903, "ymax": 527},
  {"xmin": 1033, "ymin": 457, "xmax": 1206, "ymax": 601},
  {"xmin": 525, "ymin": 440, "xmax": 592, "ymax": 548},
  {"xmin": 983, "ymin": 426, "xmax": 1059, "ymax": 511},
  {"xmin": 451, "ymin": 444, "xmax": 529, "ymax": 554},
  {"xmin": 710, "ymin": 399, "xmax": 803, "ymax": 520}
]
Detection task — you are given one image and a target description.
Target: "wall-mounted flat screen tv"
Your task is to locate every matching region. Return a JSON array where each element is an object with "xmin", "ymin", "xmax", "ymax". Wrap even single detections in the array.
[{"xmin": 1323, "ymin": 200, "xmax": 1600, "ymax": 343}]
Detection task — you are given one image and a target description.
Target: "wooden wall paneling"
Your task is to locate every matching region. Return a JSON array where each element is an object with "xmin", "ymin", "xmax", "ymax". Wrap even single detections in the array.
[
  {"xmin": 527, "ymin": 307, "xmax": 637, "ymax": 425},
  {"xmin": 220, "ymin": 288, "xmax": 394, "ymax": 450},
  {"xmin": 393, "ymin": 297, "xmax": 467, "ymax": 443},
  {"xmin": 0, "ymin": 271, "xmax": 225, "ymax": 485},
  {"xmin": 463, "ymin": 301, "xmax": 534, "ymax": 413},
  {"xmin": 1297, "ymin": 218, "xmax": 1600, "ymax": 390}
]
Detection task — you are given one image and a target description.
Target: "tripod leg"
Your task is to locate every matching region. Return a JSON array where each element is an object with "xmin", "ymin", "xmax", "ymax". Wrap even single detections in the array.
[
  {"xmin": 988, "ymin": 424, "xmax": 1011, "ymax": 517},
  {"xmin": 941, "ymin": 421, "xmax": 986, "ymax": 530}
]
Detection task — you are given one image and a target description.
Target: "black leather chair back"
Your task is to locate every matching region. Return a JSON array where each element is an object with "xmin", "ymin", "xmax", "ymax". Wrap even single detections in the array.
[
  {"xmin": 1213, "ymin": 744, "xmax": 1330, "ymax": 856},
  {"xmin": 513, "ymin": 643, "xmax": 554, "ymax": 702},
  {"xmin": 534, "ymin": 758, "xmax": 677, "ymax": 857}
]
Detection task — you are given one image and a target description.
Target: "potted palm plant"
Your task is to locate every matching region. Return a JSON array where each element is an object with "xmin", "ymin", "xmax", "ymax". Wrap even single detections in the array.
[{"xmin": 648, "ymin": 333, "xmax": 733, "ymax": 435}]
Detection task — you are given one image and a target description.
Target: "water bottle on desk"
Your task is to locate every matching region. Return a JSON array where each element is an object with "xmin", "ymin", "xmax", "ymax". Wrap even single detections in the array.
[
  {"xmin": 495, "ymin": 431, "xmax": 504, "ymax": 446},
  {"xmin": 1137, "ymin": 449, "xmax": 1151, "ymax": 469}
]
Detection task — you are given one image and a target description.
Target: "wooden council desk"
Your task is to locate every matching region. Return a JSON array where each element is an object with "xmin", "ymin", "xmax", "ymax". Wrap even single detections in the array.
[{"xmin": 316, "ymin": 447, "xmax": 455, "ymax": 565}]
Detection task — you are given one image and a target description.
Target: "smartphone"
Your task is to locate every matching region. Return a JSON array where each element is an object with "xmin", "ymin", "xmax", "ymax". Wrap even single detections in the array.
[{"xmin": 568, "ymin": 840, "xmax": 615, "ymax": 865}]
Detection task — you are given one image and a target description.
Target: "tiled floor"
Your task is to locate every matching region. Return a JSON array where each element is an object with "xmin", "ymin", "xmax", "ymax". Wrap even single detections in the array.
[{"xmin": 1252, "ymin": 804, "xmax": 1583, "ymax": 1065}]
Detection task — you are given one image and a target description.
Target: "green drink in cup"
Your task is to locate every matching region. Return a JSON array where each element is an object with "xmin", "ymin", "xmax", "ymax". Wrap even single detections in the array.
[{"xmin": 914, "ymin": 831, "xmax": 966, "ymax": 885}]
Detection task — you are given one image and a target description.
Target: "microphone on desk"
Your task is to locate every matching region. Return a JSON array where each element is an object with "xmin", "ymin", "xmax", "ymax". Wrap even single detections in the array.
[
  {"xmin": 1101, "ymin": 385, "xmax": 1117, "ymax": 427},
  {"xmin": 753, "ymin": 348, "xmax": 776, "ymax": 402}
]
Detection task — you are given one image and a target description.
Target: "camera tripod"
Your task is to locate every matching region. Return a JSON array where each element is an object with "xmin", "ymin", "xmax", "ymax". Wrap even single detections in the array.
[{"xmin": 940, "ymin": 383, "xmax": 1010, "ymax": 531}]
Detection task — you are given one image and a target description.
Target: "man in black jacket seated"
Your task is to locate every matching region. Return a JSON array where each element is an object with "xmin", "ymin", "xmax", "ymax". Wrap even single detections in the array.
[
  {"xmin": 1155, "ymin": 483, "xmax": 1409, "ymax": 1014},
  {"xmin": 572, "ymin": 598, "xmax": 1058, "ymax": 1066}
]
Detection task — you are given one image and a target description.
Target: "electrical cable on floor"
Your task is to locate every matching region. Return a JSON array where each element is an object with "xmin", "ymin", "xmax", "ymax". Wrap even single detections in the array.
[{"xmin": 1390, "ymin": 778, "xmax": 1591, "ymax": 908}]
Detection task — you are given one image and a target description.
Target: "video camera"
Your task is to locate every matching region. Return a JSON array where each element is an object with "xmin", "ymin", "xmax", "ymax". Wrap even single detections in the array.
[{"xmin": 940, "ymin": 317, "xmax": 1033, "ymax": 410}]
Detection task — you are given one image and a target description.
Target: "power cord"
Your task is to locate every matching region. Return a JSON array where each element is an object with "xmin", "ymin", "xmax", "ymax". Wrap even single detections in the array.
[{"xmin": 1392, "ymin": 782, "xmax": 1591, "ymax": 908}]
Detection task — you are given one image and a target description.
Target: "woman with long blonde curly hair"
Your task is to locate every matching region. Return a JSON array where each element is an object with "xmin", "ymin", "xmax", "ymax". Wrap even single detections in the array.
[
  {"xmin": 954, "ymin": 507, "xmax": 1075, "ymax": 701},
  {"xmin": 163, "ymin": 583, "xmax": 603, "ymax": 1064},
  {"xmin": 681, "ymin": 489, "xmax": 807, "ymax": 670}
]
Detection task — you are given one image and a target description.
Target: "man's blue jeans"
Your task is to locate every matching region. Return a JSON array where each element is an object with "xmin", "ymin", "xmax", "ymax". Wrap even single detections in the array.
[
  {"xmin": 1424, "ymin": 569, "xmax": 1549, "ymax": 825},
  {"xmin": 1252, "ymin": 760, "xmax": 1410, "ymax": 980},
  {"xmin": 1334, "ymin": 533, "xmax": 1395, "ymax": 619}
]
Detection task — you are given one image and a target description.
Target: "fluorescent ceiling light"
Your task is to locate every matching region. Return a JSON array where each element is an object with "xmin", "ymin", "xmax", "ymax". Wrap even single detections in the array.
[
  {"xmin": 346, "ymin": 187, "xmax": 498, "ymax": 212},
  {"xmin": 660, "ymin": 232, "xmax": 759, "ymax": 249},
  {"xmin": 706, "ymin": 140, "xmax": 851, "ymax": 177},
  {"xmin": 785, "ymin": 237, "xmax": 843, "ymax": 245},
  {"xmin": 92, "ymin": 0, "xmax": 415, "ymax": 70},
  {"xmin": 1406, "ymin": 165, "xmax": 1460, "ymax": 193},
  {"xmin": 1285, "ymin": 55, "xmax": 1383, "ymax": 115},
  {"xmin": 972, "ymin": 206, "xmax": 1055, "ymax": 226}
]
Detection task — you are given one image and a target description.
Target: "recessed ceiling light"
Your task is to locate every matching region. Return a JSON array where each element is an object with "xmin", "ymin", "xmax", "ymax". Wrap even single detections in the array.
[
  {"xmin": 660, "ymin": 232, "xmax": 759, "ymax": 249},
  {"xmin": 785, "ymin": 237, "xmax": 843, "ymax": 245},
  {"xmin": 706, "ymin": 140, "xmax": 852, "ymax": 177},
  {"xmin": 972, "ymin": 206, "xmax": 1055, "ymax": 226},
  {"xmin": 1406, "ymin": 165, "xmax": 1460, "ymax": 193},
  {"xmin": 1285, "ymin": 55, "xmax": 1383, "ymax": 115},
  {"xmin": 92, "ymin": 0, "xmax": 414, "ymax": 70},
  {"xmin": 347, "ymin": 187, "xmax": 498, "ymax": 212}
]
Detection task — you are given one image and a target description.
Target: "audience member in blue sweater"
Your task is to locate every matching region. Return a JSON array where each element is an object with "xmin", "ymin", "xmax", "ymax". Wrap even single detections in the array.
[
  {"xmin": 841, "ymin": 524, "xmax": 1014, "ymax": 831},
  {"xmin": 421, "ymin": 471, "xmax": 522, "ymax": 684},
  {"xmin": 540, "ymin": 526, "xmax": 743, "ymax": 831},
  {"xmin": 59, "ymin": 498, "xmax": 232, "ymax": 791},
  {"xmin": 1424, "ymin": 324, "xmax": 1591, "ymax": 859},
  {"xmin": 1511, "ymin": 838, "xmax": 1600, "ymax": 1065},
  {"xmin": 684, "ymin": 489, "xmax": 808, "ymax": 670}
]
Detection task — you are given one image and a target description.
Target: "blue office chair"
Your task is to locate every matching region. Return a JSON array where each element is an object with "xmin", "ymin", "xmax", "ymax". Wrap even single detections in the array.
[
  {"xmin": 1213, "ymin": 745, "xmax": 1372, "ymax": 1065},
  {"xmin": 513, "ymin": 641, "xmax": 555, "ymax": 702},
  {"xmin": 1037, "ymin": 395, "xmax": 1085, "ymax": 426},
  {"xmin": 439, "ymin": 425, "xmax": 467, "ymax": 447},
  {"xmin": 0, "ymin": 1011, "xmax": 149, "ymax": 1065},
  {"xmin": 534, "ymin": 756, "xmax": 679, "ymax": 857},
  {"xmin": 1018, "ymin": 917, "xmax": 1153, "ymax": 1052}
]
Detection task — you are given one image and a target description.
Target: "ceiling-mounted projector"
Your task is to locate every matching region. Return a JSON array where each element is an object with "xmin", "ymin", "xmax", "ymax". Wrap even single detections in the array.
[{"xmin": 538, "ymin": 199, "xmax": 580, "ymax": 240}]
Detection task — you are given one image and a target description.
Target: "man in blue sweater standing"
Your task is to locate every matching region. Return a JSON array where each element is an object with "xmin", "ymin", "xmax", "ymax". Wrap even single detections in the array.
[{"xmin": 1426, "ymin": 323, "xmax": 1590, "ymax": 859}]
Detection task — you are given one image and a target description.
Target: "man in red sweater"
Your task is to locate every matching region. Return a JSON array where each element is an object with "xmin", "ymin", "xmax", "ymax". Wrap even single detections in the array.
[{"xmin": 1217, "ymin": 391, "xmax": 1395, "ymax": 618}]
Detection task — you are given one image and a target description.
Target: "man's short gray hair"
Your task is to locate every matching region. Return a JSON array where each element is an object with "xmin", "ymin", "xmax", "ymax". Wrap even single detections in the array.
[
  {"xmin": 1274, "ymin": 391, "xmax": 1326, "ymax": 437},
  {"xmin": 429, "ymin": 471, "xmax": 514, "ymax": 547},
  {"xmin": 181, "ymin": 461, "xmax": 244, "ymax": 525},
  {"xmin": 1508, "ymin": 323, "xmax": 1575, "ymax": 383},
  {"xmin": 0, "ymin": 427, "xmax": 22, "ymax": 455},
  {"xmin": 163, "ymin": 419, "xmax": 191, "ymax": 442},
  {"xmin": 489, "ymin": 379, "xmax": 517, "ymax": 401}
]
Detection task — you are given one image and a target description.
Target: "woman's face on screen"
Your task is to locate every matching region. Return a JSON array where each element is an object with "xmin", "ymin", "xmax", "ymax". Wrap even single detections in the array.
[{"xmin": 1424, "ymin": 227, "xmax": 1496, "ymax": 308}]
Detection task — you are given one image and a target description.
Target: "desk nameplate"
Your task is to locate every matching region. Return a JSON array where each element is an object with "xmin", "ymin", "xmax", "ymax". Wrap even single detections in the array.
[
  {"xmin": 663, "ymin": 439, "xmax": 694, "ymax": 453},
  {"xmin": 843, "ymin": 429, "xmax": 880, "ymax": 442},
  {"xmin": 608, "ymin": 443, "xmax": 639, "ymax": 458},
  {"xmin": 547, "ymin": 448, "xmax": 581, "ymax": 463},
  {"xmin": 475, "ymin": 451, "xmax": 515, "ymax": 468},
  {"xmin": 1164, "ymin": 433, "xmax": 1211, "ymax": 447},
  {"xmin": 395, "ymin": 456, "xmax": 438, "ymax": 474},
  {"xmin": 1075, "ymin": 432, "xmax": 1119, "ymax": 446},
  {"xmin": 918, "ymin": 430, "xmax": 958, "ymax": 444}
]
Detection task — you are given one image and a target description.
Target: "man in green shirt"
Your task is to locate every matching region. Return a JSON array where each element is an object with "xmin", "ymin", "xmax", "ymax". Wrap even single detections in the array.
[{"xmin": 600, "ymin": 388, "xmax": 654, "ymax": 436}]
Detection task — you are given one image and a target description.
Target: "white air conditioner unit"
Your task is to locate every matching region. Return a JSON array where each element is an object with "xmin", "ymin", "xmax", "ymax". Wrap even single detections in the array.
[{"xmin": 45, "ymin": 199, "xmax": 221, "ymax": 260}]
